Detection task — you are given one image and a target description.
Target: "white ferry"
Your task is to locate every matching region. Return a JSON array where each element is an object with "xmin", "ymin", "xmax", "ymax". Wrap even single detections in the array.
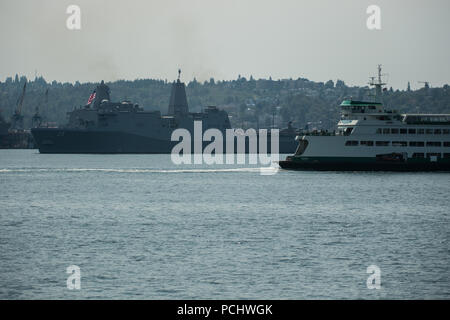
[{"xmin": 279, "ymin": 67, "xmax": 450, "ymax": 171}]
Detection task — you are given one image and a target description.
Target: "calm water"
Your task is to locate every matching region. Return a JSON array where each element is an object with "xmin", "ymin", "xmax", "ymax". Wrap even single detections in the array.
[{"xmin": 0, "ymin": 149, "xmax": 449, "ymax": 299}]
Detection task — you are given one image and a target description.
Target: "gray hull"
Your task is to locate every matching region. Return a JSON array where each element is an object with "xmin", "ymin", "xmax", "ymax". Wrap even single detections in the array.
[{"xmin": 32, "ymin": 128, "xmax": 298, "ymax": 154}]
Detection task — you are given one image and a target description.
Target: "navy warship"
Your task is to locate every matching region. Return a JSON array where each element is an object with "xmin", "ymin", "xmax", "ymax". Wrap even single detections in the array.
[{"xmin": 31, "ymin": 73, "xmax": 298, "ymax": 154}]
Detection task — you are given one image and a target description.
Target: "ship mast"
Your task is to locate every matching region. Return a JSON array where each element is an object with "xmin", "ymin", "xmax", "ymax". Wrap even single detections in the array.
[
  {"xmin": 368, "ymin": 64, "xmax": 386, "ymax": 103},
  {"xmin": 168, "ymin": 69, "xmax": 189, "ymax": 115}
]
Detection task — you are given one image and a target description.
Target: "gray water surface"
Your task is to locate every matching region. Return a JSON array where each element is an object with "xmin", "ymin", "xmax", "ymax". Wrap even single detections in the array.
[{"xmin": 0, "ymin": 150, "xmax": 448, "ymax": 299}]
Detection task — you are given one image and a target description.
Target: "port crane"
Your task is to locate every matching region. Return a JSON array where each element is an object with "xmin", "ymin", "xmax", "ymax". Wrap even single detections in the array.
[{"xmin": 10, "ymin": 82, "xmax": 27, "ymax": 130}]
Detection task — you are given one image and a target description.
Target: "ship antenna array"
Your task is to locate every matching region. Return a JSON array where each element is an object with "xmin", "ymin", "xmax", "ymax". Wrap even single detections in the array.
[
  {"xmin": 368, "ymin": 64, "xmax": 387, "ymax": 87},
  {"xmin": 368, "ymin": 64, "xmax": 387, "ymax": 103}
]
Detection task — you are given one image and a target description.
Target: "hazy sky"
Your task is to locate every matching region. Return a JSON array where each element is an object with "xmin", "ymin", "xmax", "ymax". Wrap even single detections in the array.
[{"xmin": 0, "ymin": 0, "xmax": 449, "ymax": 89}]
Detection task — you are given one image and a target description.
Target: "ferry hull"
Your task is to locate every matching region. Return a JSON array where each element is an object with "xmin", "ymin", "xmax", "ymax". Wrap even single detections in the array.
[{"xmin": 278, "ymin": 158, "xmax": 450, "ymax": 172}]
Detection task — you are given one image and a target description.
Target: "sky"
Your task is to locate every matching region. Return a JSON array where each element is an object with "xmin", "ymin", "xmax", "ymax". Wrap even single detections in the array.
[{"xmin": 0, "ymin": 0, "xmax": 449, "ymax": 89}]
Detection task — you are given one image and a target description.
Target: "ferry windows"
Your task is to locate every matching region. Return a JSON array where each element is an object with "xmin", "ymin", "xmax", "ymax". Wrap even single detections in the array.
[
  {"xmin": 360, "ymin": 141, "xmax": 374, "ymax": 146},
  {"xmin": 444, "ymin": 153, "xmax": 450, "ymax": 159},
  {"xmin": 391, "ymin": 128, "xmax": 399, "ymax": 134},
  {"xmin": 434, "ymin": 129, "xmax": 442, "ymax": 134},
  {"xmin": 392, "ymin": 141, "xmax": 407, "ymax": 147},
  {"xmin": 444, "ymin": 142, "xmax": 450, "ymax": 147},
  {"xmin": 405, "ymin": 115, "xmax": 450, "ymax": 124},
  {"xmin": 408, "ymin": 129, "xmax": 416, "ymax": 134},
  {"xmin": 443, "ymin": 129, "xmax": 450, "ymax": 134},
  {"xmin": 426, "ymin": 129, "xmax": 433, "ymax": 134},
  {"xmin": 426, "ymin": 141, "xmax": 441, "ymax": 147},
  {"xmin": 400, "ymin": 129, "xmax": 407, "ymax": 134},
  {"xmin": 345, "ymin": 140, "xmax": 359, "ymax": 146},
  {"xmin": 383, "ymin": 128, "xmax": 390, "ymax": 134},
  {"xmin": 376, "ymin": 141, "xmax": 389, "ymax": 146},
  {"xmin": 412, "ymin": 153, "xmax": 425, "ymax": 158},
  {"xmin": 418, "ymin": 129, "xmax": 425, "ymax": 134},
  {"xmin": 376, "ymin": 128, "xmax": 382, "ymax": 134},
  {"xmin": 409, "ymin": 141, "xmax": 425, "ymax": 147}
]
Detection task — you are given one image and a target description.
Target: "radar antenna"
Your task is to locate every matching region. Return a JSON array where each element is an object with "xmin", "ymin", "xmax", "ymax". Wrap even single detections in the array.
[{"xmin": 368, "ymin": 64, "xmax": 387, "ymax": 103}]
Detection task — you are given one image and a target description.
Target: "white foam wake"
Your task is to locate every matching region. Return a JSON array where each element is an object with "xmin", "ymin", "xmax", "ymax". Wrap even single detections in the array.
[{"xmin": 0, "ymin": 167, "xmax": 263, "ymax": 174}]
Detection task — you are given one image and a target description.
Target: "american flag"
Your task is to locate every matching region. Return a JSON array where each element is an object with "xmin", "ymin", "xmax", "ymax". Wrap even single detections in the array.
[{"xmin": 87, "ymin": 90, "xmax": 96, "ymax": 104}]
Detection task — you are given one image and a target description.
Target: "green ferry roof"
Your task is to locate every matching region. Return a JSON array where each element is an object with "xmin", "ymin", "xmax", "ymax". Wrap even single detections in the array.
[{"xmin": 340, "ymin": 100, "xmax": 382, "ymax": 107}]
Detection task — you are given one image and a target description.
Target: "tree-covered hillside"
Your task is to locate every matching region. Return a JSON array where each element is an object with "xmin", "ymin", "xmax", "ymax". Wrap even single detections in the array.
[{"xmin": 0, "ymin": 74, "xmax": 449, "ymax": 130}]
